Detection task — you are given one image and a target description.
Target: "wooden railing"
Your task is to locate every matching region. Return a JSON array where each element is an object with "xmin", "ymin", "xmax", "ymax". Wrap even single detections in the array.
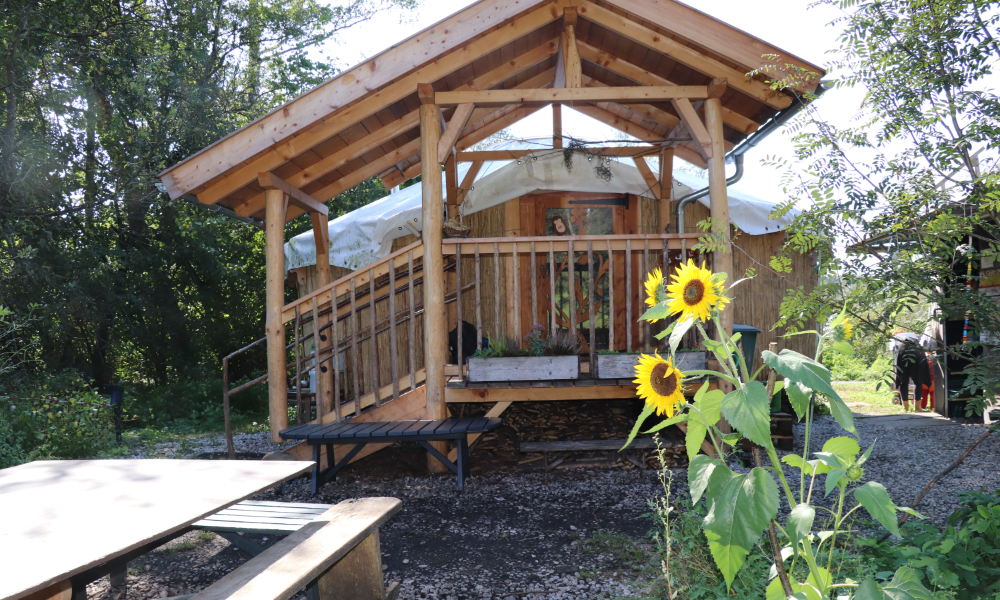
[{"xmin": 444, "ymin": 233, "xmax": 705, "ymax": 374}]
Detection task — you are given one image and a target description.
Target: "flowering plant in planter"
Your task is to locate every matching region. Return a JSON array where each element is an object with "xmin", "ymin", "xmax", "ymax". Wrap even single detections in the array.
[{"xmin": 625, "ymin": 260, "xmax": 933, "ymax": 599}]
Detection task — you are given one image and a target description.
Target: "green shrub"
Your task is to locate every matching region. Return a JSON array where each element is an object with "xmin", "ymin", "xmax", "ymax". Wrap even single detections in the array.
[
  {"xmin": 858, "ymin": 489, "xmax": 1000, "ymax": 598},
  {"xmin": 822, "ymin": 350, "xmax": 892, "ymax": 382},
  {"xmin": 1, "ymin": 373, "xmax": 115, "ymax": 467},
  {"xmin": 127, "ymin": 369, "xmax": 268, "ymax": 432}
]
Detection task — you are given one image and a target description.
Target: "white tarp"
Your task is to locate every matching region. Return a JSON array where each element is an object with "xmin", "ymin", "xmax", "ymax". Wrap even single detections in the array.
[{"xmin": 285, "ymin": 140, "xmax": 800, "ymax": 271}]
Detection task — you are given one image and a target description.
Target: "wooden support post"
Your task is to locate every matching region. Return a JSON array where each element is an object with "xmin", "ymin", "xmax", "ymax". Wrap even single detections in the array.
[
  {"xmin": 705, "ymin": 97, "xmax": 733, "ymax": 410},
  {"xmin": 659, "ymin": 148, "xmax": 673, "ymax": 233},
  {"xmin": 311, "ymin": 212, "xmax": 334, "ymax": 416},
  {"xmin": 265, "ymin": 188, "xmax": 289, "ymax": 442},
  {"xmin": 552, "ymin": 104, "xmax": 563, "ymax": 148},
  {"xmin": 313, "ymin": 530, "xmax": 385, "ymax": 600},
  {"xmin": 419, "ymin": 83, "xmax": 449, "ymax": 473},
  {"xmin": 444, "ymin": 151, "xmax": 458, "ymax": 221}
]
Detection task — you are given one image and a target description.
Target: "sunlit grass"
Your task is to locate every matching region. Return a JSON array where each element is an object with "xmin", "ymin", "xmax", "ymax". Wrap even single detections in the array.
[{"xmin": 833, "ymin": 381, "xmax": 901, "ymax": 415}]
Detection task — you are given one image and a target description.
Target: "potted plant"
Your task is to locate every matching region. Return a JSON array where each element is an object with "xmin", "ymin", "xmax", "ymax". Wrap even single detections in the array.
[
  {"xmin": 467, "ymin": 325, "xmax": 580, "ymax": 382},
  {"xmin": 596, "ymin": 347, "xmax": 707, "ymax": 380}
]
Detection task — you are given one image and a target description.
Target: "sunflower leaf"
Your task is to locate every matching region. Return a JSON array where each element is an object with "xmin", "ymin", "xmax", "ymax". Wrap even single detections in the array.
[
  {"xmin": 643, "ymin": 413, "xmax": 687, "ymax": 434},
  {"xmin": 688, "ymin": 455, "xmax": 733, "ymax": 505},
  {"xmin": 641, "ymin": 302, "xmax": 671, "ymax": 323},
  {"xmin": 784, "ymin": 380, "xmax": 812, "ymax": 421},
  {"xmin": 703, "ymin": 467, "xmax": 779, "ymax": 589},
  {"xmin": 720, "ymin": 381, "xmax": 774, "ymax": 449},
  {"xmin": 622, "ymin": 403, "xmax": 655, "ymax": 451},
  {"xmin": 669, "ymin": 315, "xmax": 695, "ymax": 357}
]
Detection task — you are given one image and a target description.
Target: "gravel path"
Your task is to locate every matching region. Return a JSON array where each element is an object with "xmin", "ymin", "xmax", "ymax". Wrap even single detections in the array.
[{"xmin": 90, "ymin": 409, "xmax": 998, "ymax": 600}]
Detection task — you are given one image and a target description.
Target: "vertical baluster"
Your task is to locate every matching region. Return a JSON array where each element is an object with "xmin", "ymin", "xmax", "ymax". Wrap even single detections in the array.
[
  {"xmin": 474, "ymin": 245, "xmax": 482, "ymax": 350},
  {"xmin": 408, "ymin": 251, "xmax": 416, "ymax": 393},
  {"xmin": 568, "ymin": 239, "xmax": 576, "ymax": 340},
  {"xmin": 389, "ymin": 259, "xmax": 399, "ymax": 401},
  {"xmin": 530, "ymin": 242, "xmax": 538, "ymax": 328},
  {"xmin": 607, "ymin": 240, "xmax": 615, "ymax": 352},
  {"xmin": 644, "ymin": 240, "xmax": 651, "ymax": 353},
  {"xmin": 332, "ymin": 308, "xmax": 340, "ymax": 423},
  {"xmin": 626, "ymin": 239, "xmax": 632, "ymax": 353},
  {"xmin": 512, "ymin": 242, "xmax": 520, "ymax": 339},
  {"xmin": 456, "ymin": 244, "xmax": 463, "ymax": 373},
  {"xmin": 312, "ymin": 297, "xmax": 324, "ymax": 422},
  {"xmin": 549, "ymin": 241, "xmax": 556, "ymax": 333},
  {"xmin": 294, "ymin": 305, "xmax": 302, "ymax": 425},
  {"xmin": 369, "ymin": 269, "xmax": 380, "ymax": 407},
  {"xmin": 493, "ymin": 242, "xmax": 501, "ymax": 340},
  {"xmin": 350, "ymin": 278, "xmax": 361, "ymax": 417},
  {"xmin": 587, "ymin": 241, "xmax": 596, "ymax": 375}
]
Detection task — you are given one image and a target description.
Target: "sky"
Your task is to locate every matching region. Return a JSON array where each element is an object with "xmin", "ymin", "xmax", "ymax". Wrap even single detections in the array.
[{"xmin": 316, "ymin": 0, "xmax": 864, "ymax": 198}]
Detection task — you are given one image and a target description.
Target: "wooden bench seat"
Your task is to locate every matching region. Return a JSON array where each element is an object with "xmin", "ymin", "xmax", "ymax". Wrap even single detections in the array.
[
  {"xmin": 192, "ymin": 500, "xmax": 333, "ymax": 556},
  {"xmin": 280, "ymin": 418, "xmax": 502, "ymax": 494},
  {"xmin": 191, "ymin": 497, "xmax": 401, "ymax": 600}
]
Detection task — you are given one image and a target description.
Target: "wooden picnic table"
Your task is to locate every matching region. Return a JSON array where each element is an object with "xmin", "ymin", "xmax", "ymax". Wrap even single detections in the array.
[{"xmin": 0, "ymin": 459, "xmax": 312, "ymax": 600}]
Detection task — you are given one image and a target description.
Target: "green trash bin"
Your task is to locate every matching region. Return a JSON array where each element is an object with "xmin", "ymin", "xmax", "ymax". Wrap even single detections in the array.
[{"xmin": 732, "ymin": 323, "xmax": 761, "ymax": 374}]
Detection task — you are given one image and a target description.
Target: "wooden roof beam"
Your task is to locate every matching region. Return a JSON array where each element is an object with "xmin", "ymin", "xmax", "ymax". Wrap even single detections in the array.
[
  {"xmin": 257, "ymin": 173, "xmax": 327, "ymax": 216},
  {"xmin": 458, "ymin": 147, "xmax": 661, "ymax": 161},
  {"xmin": 580, "ymin": 74, "xmax": 679, "ymax": 129},
  {"xmin": 168, "ymin": 2, "xmax": 563, "ymax": 203},
  {"xmin": 577, "ymin": 40, "xmax": 760, "ymax": 135},
  {"xmin": 632, "ymin": 156, "xmax": 662, "ymax": 200},
  {"xmin": 577, "ymin": 1, "xmax": 791, "ymax": 110},
  {"xmin": 599, "ymin": 0, "xmax": 822, "ymax": 94},
  {"xmin": 438, "ymin": 103, "xmax": 475, "ymax": 158},
  {"xmin": 570, "ymin": 102, "xmax": 709, "ymax": 169},
  {"xmin": 436, "ymin": 85, "xmax": 714, "ymax": 106},
  {"xmin": 671, "ymin": 98, "xmax": 713, "ymax": 159},
  {"xmin": 562, "ymin": 7, "xmax": 582, "ymax": 88}
]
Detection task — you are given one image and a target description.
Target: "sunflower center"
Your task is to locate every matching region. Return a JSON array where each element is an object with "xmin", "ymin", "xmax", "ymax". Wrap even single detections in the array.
[
  {"xmin": 683, "ymin": 279, "xmax": 706, "ymax": 306},
  {"xmin": 650, "ymin": 363, "xmax": 678, "ymax": 396}
]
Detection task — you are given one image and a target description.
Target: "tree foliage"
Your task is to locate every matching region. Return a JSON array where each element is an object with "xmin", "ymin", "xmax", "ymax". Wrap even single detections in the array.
[
  {"xmin": 0, "ymin": 0, "xmax": 413, "ymax": 387},
  {"xmin": 764, "ymin": 0, "xmax": 1000, "ymax": 412}
]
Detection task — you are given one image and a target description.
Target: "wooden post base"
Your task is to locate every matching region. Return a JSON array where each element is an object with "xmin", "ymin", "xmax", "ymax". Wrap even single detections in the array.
[{"xmin": 309, "ymin": 531, "xmax": 387, "ymax": 600}]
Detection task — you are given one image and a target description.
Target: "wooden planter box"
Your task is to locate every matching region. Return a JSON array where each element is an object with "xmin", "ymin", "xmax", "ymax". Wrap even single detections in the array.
[
  {"xmin": 467, "ymin": 356, "xmax": 579, "ymax": 382},
  {"xmin": 596, "ymin": 351, "xmax": 707, "ymax": 379}
]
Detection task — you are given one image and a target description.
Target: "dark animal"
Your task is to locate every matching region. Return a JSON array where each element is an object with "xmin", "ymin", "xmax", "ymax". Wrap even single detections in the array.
[{"xmin": 449, "ymin": 321, "xmax": 479, "ymax": 365}]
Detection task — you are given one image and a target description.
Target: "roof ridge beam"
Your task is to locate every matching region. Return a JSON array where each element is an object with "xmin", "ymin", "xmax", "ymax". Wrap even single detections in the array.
[{"xmin": 577, "ymin": 1, "xmax": 791, "ymax": 110}]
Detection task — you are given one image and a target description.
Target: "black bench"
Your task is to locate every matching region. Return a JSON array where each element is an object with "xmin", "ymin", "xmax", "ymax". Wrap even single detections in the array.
[{"xmin": 280, "ymin": 418, "xmax": 502, "ymax": 494}]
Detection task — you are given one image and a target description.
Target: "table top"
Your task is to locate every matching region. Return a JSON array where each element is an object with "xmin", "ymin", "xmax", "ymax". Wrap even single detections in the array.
[
  {"xmin": 0, "ymin": 459, "xmax": 313, "ymax": 600},
  {"xmin": 280, "ymin": 417, "xmax": 502, "ymax": 441}
]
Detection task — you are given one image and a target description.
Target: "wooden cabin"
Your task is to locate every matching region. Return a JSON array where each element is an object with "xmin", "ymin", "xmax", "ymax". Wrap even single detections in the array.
[{"xmin": 157, "ymin": 0, "xmax": 826, "ymax": 470}]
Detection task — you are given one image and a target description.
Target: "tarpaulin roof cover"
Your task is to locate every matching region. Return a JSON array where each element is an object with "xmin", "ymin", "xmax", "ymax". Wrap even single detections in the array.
[{"xmin": 284, "ymin": 140, "xmax": 800, "ymax": 271}]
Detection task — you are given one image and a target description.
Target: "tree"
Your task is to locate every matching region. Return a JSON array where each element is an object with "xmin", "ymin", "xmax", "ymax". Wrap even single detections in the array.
[
  {"xmin": 0, "ymin": 0, "xmax": 415, "ymax": 387},
  {"xmin": 767, "ymin": 0, "xmax": 1000, "ymax": 412}
]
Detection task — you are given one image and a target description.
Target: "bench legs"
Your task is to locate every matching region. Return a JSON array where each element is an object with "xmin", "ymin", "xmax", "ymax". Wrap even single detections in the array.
[
  {"xmin": 311, "ymin": 442, "xmax": 367, "ymax": 495},
  {"xmin": 305, "ymin": 530, "xmax": 397, "ymax": 600}
]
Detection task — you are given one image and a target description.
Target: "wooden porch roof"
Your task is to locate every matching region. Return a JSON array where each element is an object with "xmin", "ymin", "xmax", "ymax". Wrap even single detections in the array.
[{"xmin": 158, "ymin": 0, "xmax": 824, "ymax": 225}]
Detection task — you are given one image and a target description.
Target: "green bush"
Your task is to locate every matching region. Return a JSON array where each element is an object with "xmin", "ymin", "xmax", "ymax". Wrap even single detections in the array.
[
  {"xmin": 858, "ymin": 489, "xmax": 1000, "ymax": 598},
  {"xmin": 128, "ymin": 369, "xmax": 269, "ymax": 432},
  {"xmin": 1, "ymin": 373, "xmax": 115, "ymax": 467},
  {"xmin": 823, "ymin": 350, "xmax": 892, "ymax": 382}
]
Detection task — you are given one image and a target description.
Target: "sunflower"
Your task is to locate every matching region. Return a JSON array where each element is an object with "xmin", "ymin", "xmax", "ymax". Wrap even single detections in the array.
[
  {"xmin": 634, "ymin": 352, "xmax": 686, "ymax": 417},
  {"xmin": 644, "ymin": 267, "xmax": 666, "ymax": 308},
  {"xmin": 842, "ymin": 320, "xmax": 854, "ymax": 340},
  {"xmin": 665, "ymin": 260, "xmax": 730, "ymax": 323}
]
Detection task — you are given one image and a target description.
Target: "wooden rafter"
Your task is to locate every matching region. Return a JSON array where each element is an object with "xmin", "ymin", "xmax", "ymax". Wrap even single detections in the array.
[
  {"xmin": 599, "ymin": 0, "xmax": 821, "ymax": 94},
  {"xmin": 577, "ymin": 1, "xmax": 791, "ymax": 110},
  {"xmin": 576, "ymin": 40, "xmax": 760, "ymax": 134},
  {"xmin": 632, "ymin": 156, "xmax": 662, "ymax": 200},
  {"xmin": 177, "ymin": 4, "xmax": 563, "ymax": 204},
  {"xmin": 580, "ymin": 74, "xmax": 679, "ymax": 129}
]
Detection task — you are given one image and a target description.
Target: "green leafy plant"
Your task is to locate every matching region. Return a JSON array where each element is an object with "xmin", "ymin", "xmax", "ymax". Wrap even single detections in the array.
[
  {"xmin": 858, "ymin": 489, "xmax": 1000, "ymax": 598},
  {"xmin": 524, "ymin": 325, "xmax": 547, "ymax": 357},
  {"xmin": 626, "ymin": 261, "xmax": 936, "ymax": 599}
]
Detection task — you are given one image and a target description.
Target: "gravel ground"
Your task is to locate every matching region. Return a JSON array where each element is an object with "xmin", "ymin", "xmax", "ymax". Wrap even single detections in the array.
[{"xmin": 89, "ymin": 405, "xmax": 999, "ymax": 600}]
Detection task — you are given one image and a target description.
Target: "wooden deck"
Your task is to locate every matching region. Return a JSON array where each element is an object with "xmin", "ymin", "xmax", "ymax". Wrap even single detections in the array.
[{"xmin": 445, "ymin": 373, "xmax": 639, "ymax": 403}]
